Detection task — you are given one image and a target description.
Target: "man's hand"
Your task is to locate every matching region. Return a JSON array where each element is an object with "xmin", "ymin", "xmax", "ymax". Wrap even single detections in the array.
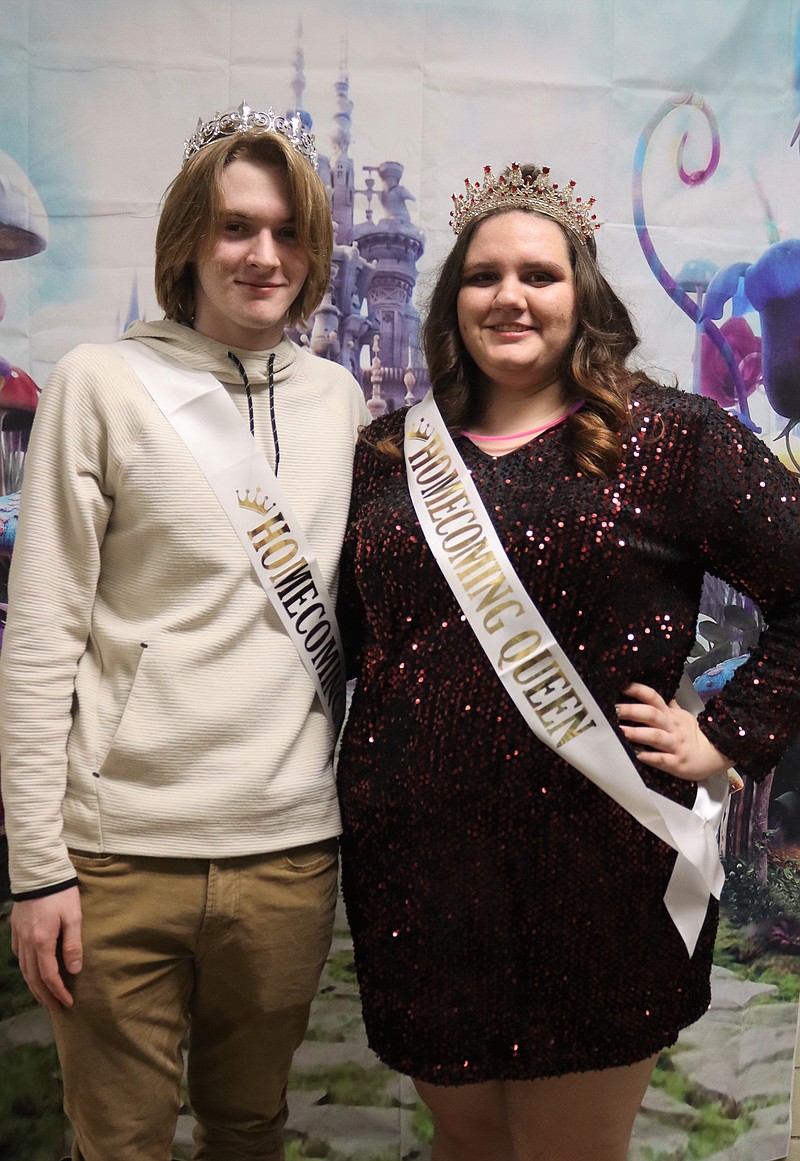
[{"xmin": 11, "ymin": 888, "xmax": 83, "ymax": 1013}]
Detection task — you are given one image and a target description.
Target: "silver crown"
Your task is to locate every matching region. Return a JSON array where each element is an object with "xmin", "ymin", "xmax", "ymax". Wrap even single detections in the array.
[
  {"xmin": 450, "ymin": 162, "xmax": 600, "ymax": 244},
  {"xmin": 182, "ymin": 101, "xmax": 318, "ymax": 170}
]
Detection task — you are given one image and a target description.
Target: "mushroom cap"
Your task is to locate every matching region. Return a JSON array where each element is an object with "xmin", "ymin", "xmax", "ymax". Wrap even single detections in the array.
[
  {"xmin": 0, "ymin": 364, "xmax": 40, "ymax": 411},
  {"xmin": 745, "ymin": 238, "xmax": 800, "ymax": 310},
  {"xmin": 676, "ymin": 258, "xmax": 719, "ymax": 292},
  {"xmin": 0, "ymin": 148, "xmax": 48, "ymax": 260}
]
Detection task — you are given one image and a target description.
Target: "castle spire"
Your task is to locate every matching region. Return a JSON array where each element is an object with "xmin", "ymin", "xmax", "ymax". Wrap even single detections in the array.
[
  {"xmin": 287, "ymin": 18, "xmax": 314, "ymax": 136},
  {"xmin": 290, "ymin": 19, "xmax": 306, "ymax": 113},
  {"xmin": 331, "ymin": 40, "xmax": 353, "ymax": 158},
  {"xmin": 329, "ymin": 43, "xmax": 355, "ymax": 243}
]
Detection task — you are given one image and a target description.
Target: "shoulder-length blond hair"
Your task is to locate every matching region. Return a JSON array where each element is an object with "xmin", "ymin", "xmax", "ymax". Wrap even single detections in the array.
[{"xmin": 155, "ymin": 132, "xmax": 333, "ymax": 327}]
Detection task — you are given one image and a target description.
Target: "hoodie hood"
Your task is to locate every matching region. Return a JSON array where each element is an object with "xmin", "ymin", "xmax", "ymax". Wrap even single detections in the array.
[{"xmin": 121, "ymin": 319, "xmax": 297, "ymax": 387}]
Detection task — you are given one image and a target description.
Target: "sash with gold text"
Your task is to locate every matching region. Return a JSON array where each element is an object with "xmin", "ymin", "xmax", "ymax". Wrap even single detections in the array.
[
  {"xmin": 118, "ymin": 340, "xmax": 345, "ymax": 734},
  {"xmin": 404, "ymin": 391, "xmax": 729, "ymax": 956}
]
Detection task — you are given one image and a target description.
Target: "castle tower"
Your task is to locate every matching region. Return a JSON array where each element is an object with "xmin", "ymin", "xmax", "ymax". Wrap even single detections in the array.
[
  {"xmin": 353, "ymin": 161, "xmax": 426, "ymax": 410},
  {"xmin": 292, "ymin": 40, "xmax": 427, "ymax": 406},
  {"xmin": 285, "ymin": 21, "xmax": 326, "ymax": 184},
  {"xmin": 329, "ymin": 53, "xmax": 356, "ymax": 245}
]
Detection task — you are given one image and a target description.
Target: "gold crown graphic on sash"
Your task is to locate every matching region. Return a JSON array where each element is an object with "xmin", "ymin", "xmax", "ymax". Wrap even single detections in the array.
[{"xmin": 236, "ymin": 487, "xmax": 273, "ymax": 516}]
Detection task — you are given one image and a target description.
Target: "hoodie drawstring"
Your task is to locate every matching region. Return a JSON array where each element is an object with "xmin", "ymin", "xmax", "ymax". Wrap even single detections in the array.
[
  {"xmin": 266, "ymin": 354, "xmax": 279, "ymax": 476},
  {"xmin": 227, "ymin": 351, "xmax": 280, "ymax": 475}
]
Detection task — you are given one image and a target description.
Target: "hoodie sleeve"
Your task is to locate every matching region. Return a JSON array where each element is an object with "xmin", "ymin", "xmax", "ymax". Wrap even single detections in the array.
[{"xmin": 0, "ymin": 344, "xmax": 141, "ymax": 894}]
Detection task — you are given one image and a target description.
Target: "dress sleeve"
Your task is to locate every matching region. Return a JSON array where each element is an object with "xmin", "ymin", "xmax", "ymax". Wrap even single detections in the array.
[
  {"xmin": 0, "ymin": 347, "xmax": 119, "ymax": 893},
  {"xmin": 681, "ymin": 397, "xmax": 800, "ymax": 780}
]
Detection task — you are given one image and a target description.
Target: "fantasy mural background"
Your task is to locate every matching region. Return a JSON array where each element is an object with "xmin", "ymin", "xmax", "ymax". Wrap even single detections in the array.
[{"xmin": 1, "ymin": 0, "xmax": 799, "ymax": 1158}]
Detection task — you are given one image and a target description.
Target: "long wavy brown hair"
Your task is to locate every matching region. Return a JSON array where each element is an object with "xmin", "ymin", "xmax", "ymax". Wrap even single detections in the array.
[{"xmin": 374, "ymin": 172, "xmax": 655, "ymax": 477}]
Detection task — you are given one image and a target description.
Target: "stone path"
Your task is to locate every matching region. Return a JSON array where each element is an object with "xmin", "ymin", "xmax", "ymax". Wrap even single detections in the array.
[
  {"xmin": 208, "ymin": 899, "xmax": 800, "ymax": 1161},
  {"xmin": 1, "ymin": 897, "xmax": 796, "ymax": 1161},
  {"xmin": 630, "ymin": 968, "xmax": 796, "ymax": 1161},
  {"xmin": 279, "ymin": 904, "xmax": 799, "ymax": 1161}
]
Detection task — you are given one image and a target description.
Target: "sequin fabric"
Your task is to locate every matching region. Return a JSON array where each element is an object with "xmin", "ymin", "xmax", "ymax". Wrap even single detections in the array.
[{"xmin": 336, "ymin": 383, "xmax": 800, "ymax": 1084}]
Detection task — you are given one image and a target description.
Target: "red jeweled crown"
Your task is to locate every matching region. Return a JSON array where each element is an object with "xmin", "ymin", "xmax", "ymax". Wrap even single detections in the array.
[{"xmin": 450, "ymin": 162, "xmax": 600, "ymax": 244}]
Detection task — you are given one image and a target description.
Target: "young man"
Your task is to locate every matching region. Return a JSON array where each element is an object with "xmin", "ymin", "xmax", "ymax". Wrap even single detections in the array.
[{"xmin": 0, "ymin": 104, "xmax": 370, "ymax": 1161}]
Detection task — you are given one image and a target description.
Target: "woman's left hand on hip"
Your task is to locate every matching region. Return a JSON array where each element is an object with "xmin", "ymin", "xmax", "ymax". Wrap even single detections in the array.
[{"xmin": 616, "ymin": 682, "xmax": 733, "ymax": 782}]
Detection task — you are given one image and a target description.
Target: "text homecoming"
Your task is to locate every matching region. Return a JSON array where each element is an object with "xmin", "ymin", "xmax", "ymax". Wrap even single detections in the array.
[
  {"xmin": 240, "ymin": 497, "xmax": 344, "ymax": 726},
  {"xmin": 407, "ymin": 427, "xmax": 595, "ymax": 749}
]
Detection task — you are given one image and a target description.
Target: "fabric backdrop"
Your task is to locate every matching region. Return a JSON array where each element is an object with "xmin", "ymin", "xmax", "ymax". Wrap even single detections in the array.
[{"xmin": 1, "ymin": 2, "xmax": 798, "ymax": 1159}]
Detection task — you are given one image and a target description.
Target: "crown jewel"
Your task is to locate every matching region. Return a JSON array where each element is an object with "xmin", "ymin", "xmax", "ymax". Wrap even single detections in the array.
[
  {"xmin": 182, "ymin": 101, "xmax": 318, "ymax": 170},
  {"xmin": 450, "ymin": 163, "xmax": 600, "ymax": 244}
]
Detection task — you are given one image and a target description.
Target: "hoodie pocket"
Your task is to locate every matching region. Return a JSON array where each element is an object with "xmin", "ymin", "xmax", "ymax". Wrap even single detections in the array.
[{"xmin": 94, "ymin": 640, "xmax": 150, "ymax": 773}]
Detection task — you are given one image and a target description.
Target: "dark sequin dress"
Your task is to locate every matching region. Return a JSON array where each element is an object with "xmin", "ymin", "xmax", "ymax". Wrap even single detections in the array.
[{"xmin": 336, "ymin": 383, "xmax": 800, "ymax": 1084}]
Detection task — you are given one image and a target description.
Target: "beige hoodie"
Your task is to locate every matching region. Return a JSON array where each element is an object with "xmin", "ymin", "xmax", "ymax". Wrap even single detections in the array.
[{"xmin": 0, "ymin": 320, "xmax": 370, "ymax": 895}]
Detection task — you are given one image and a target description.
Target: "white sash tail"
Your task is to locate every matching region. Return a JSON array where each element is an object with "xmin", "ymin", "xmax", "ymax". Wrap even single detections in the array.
[
  {"xmin": 404, "ymin": 391, "xmax": 728, "ymax": 957},
  {"xmin": 117, "ymin": 340, "xmax": 346, "ymax": 735}
]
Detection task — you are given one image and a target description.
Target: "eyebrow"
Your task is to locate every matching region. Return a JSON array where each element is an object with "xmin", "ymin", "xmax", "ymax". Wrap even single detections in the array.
[
  {"xmin": 222, "ymin": 208, "xmax": 296, "ymax": 227},
  {"xmin": 462, "ymin": 258, "xmax": 567, "ymax": 275}
]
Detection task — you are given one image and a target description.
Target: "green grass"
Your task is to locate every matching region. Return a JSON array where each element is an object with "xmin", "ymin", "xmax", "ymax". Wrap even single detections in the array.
[
  {"xmin": 303, "ymin": 1014, "xmax": 363, "ymax": 1043},
  {"xmin": 286, "ymin": 1138, "xmax": 398, "ymax": 1161},
  {"xmin": 0, "ymin": 1042, "xmax": 67, "ymax": 1161},
  {"xmin": 285, "ymin": 1136, "xmax": 331, "ymax": 1159},
  {"xmin": 288, "ymin": 1061, "xmax": 396, "ymax": 1106},
  {"xmin": 325, "ymin": 949, "xmax": 359, "ymax": 986},
  {"xmin": 713, "ymin": 914, "xmax": 800, "ymax": 1002},
  {"xmin": 721, "ymin": 852, "xmax": 800, "ymax": 925},
  {"xmin": 411, "ymin": 1099, "xmax": 434, "ymax": 1143},
  {"xmin": 0, "ymin": 917, "xmax": 68, "ymax": 1156},
  {"xmin": 0, "ymin": 915, "xmax": 39, "ymax": 1020},
  {"xmin": 647, "ymin": 1049, "xmax": 754, "ymax": 1160}
]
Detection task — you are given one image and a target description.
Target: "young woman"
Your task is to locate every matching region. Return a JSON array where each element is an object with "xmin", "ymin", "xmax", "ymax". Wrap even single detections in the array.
[{"xmin": 336, "ymin": 163, "xmax": 800, "ymax": 1161}]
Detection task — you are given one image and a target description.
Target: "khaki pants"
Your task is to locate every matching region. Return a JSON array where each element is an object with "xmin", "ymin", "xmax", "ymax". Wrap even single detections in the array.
[{"xmin": 51, "ymin": 842, "xmax": 338, "ymax": 1161}]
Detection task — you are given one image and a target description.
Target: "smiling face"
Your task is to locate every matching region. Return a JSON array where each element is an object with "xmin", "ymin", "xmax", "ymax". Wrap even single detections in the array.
[
  {"xmin": 192, "ymin": 158, "xmax": 310, "ymax": 350},
  {"xmin": 456, "ymin": 210, "xmax": 578, "ymax": 399}
]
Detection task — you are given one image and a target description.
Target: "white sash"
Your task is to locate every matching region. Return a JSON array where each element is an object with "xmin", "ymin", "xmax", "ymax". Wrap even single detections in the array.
[
  {"xmin": 404, "ymin": 391, "xmax": 729, "ymax": 957},
  {"xmin": 117, "ymin": 340, "xmax": 346, "ymax": 734}
]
